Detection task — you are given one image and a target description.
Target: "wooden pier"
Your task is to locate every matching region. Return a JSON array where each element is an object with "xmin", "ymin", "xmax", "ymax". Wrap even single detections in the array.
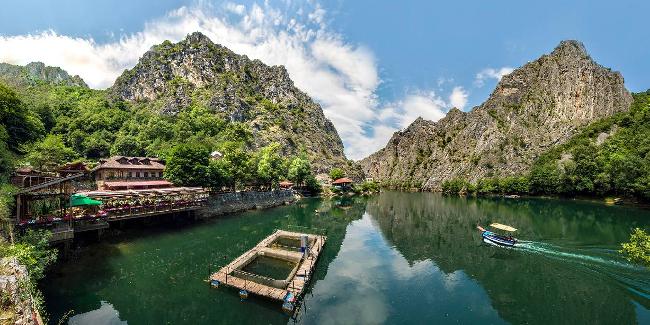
[{"xmin": 209, "ymin": 230, "xmax": 326, "ymax": 309}]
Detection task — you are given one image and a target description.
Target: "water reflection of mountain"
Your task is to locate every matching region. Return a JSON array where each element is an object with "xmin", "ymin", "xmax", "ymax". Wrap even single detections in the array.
[
  {"xmin": 277, "ymin": 197, "xmax": 368, "ymax": 284},
  {"xmin": 366, "ymin": 191, "xmax": 648, "ymax": 325}
]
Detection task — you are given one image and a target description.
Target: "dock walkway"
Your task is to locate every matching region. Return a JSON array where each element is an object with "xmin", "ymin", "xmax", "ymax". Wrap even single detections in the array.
[{"xmin": 210, "ymin": 230, "xmax": 326, "ymax": 306}]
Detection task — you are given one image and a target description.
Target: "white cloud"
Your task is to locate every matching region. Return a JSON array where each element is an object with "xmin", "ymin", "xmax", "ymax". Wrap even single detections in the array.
[
  {"xmin": 449, "ymin": 86, "xmax": 468, "ymax": 110},
  {"xmin": 224, "ymin": 2, "xmax": 246, "ymax": 15},
  {"xmin": 0, "ymin": 1, "xmax": 466, "ymax": 160},
  {"xmin": 474, "ymin": 67, "xmax": 514, "ymax": 87}
]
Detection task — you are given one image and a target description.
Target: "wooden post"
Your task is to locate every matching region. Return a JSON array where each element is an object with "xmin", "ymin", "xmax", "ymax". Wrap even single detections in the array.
[{"xmin": 15, "ymin": 195, "xmax": 21, "ymax": 222}]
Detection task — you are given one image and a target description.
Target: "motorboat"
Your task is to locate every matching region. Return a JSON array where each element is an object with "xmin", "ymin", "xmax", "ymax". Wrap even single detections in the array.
[{"xmin": 477, "ymin": 223, "xmax": 518, "ymax": 247}]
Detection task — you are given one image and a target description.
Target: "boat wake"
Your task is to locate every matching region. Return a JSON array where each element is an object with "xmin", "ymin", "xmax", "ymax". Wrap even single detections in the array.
[
  {"xmin": 516, "ymin": 241, "xmax": 635, "ymax": 269},
  {"xmin": 516, "ymin": 241, "xmax": 650, "ymax": 298}
]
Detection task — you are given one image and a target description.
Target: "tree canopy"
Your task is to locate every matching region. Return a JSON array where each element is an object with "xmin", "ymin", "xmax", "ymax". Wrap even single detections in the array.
[
  {"xmin": 620, "ymin": 228, "xmax": 650, "ymax": 267},
  {"xmin": 164, "ymin": 143, "xmax": 210, "ymax": 187},
  {"xmin": 24, "ymin": 135, "xmax": 77, "ymax": 171},
  {"xmin": 288, "ymin": 155, "xmax": 311, "ymax": 185},
  {"xmin": 329, "ymin": 168, "xmax": 344, "ymax": 181},
  {"xmin": 256, "ymin": 143, "xmax": 286, "ymax": 187}
]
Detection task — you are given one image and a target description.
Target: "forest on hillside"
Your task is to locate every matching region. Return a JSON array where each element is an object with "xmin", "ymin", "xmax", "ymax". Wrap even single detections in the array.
[
  {"xmin": 0, "ymin": 80, "xmax": 323, "ymax": 200},
  {"xmin": 442, "ymin": 91, "xmax": 650, "ymax": 201}
]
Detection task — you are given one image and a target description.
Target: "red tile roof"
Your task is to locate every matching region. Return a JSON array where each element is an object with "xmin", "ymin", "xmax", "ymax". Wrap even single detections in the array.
[
  {"xmin": 332, "ymin": 177, "xmax": 353, "ymax": 185},
  {"xmin": 95, "ymin": 156, "xmax": 165, "ymax": 171}
]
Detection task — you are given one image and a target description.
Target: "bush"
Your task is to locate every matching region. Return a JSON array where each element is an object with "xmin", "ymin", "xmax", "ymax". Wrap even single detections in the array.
[
  {"xmin": 442, "ymin": 178, "xmax": 471, "ymax": 195},
  {"xmin": 0, "ymin": 230, "xmax": 57, "ymax": 281},
  {"xmin": 620, "ymin": 228, "xmax": 650, "ymax": 267},
  {"xmin": 353, "ymin": 181, "xmax": 380, "ymax": 195},
  {"xmin": 304, "ymin": 174, "xmax": 322, "ymax": 195},
  {"xmin": 329, "ymin": 168, "xmax": 344, "ymax": 181}
]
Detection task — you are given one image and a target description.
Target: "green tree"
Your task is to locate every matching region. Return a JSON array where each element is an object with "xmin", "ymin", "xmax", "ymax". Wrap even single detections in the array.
[
  {"xmin": 207, "ymin": 158, "xmax": 233, "ymax": 191},
  {"xmin": 304, "ymin": 174, "xmax": 322, "ymax": 194},
  {"xmin": 112, "ymin": 134, "xmax": 144, "ymax": 156},
  {"xmin": 0, "ymin": 83, "xmax": 44, "ymax": 153},
  {"xmin": 83, "ymin": 131, "xmax": 112, "ymax": 158},
  {"xmin": 164, "ymin": 143, "xmax": 210, "ymax": 187},
  {"xmin": 288, "ymin": 156, "xmax": 311, "ymax": 185},
  {"xmin": 442, "ymin": 178, "xmax": 470, "ymax": 195},
  {"xmin": 529, "ymin": 162, "xmax": 562, "ymax": 194},
  {"xmin": 256, "ymin": 143, "xmax": 286, "ymax": 187},
  {"xmin": 219, "ymin": 141, "xmax": 254, "ymax": 189},
  {"xmin": 0, "ymin": 136, "xmax": 12, "ymax": 181},
  {"xmin": 477, "ymin": 178, "xmax": 498, "ymax": 194},
  {"xmin": 24, "ymin": 134, "xmax": 77, "ymax": 171},
  {"xmin": 620, "ymin": 228, "xmax": 650, "ymax": 267},
  {"xmin": 329, "ymin": 168, "xmax": 344, "ymax": 181}
]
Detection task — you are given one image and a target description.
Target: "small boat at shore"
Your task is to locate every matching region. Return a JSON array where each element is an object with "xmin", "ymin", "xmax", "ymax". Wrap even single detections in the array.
[{"xmin": 477, "ymin": 223, "xmax": 518, "ymax": 247}]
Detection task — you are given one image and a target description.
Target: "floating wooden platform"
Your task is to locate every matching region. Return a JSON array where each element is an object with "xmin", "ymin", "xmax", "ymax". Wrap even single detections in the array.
[{"xmin": 209, "ymin": 230, "xmax": 326, "ymax": 306}]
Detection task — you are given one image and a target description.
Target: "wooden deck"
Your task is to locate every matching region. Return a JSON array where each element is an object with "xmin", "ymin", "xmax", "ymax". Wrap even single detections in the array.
[{"xmin": 210, "ymin": 230, "xmax": 326, "ymax": 305}]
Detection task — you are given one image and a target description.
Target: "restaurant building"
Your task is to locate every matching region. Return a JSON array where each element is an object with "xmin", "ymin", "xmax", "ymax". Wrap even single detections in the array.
[{"xmin": 94, "ymin": 156, "xmax": 172, "ymax": 190}]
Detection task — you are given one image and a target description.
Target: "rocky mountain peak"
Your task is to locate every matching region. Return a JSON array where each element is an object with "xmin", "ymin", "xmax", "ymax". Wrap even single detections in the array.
[
  {"xmin": 360, "ymin": 40, "xmax": 632, "ymax": 190},
  {"xmin": 108, "ymin": 32, "xmax": 351, "ymax": 175},
  {"xmin": 185, "ymin": 31, "xmax": 213, "ymax": 45},
  {"xmin": 551, "ymin": 40, "xmax": 589, "ymax": 59}
]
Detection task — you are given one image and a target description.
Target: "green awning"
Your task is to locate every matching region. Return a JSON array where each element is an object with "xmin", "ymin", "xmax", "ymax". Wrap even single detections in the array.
[{"xmin": 69, "ymin": 194, "xmax": 103, "ymax": 207}]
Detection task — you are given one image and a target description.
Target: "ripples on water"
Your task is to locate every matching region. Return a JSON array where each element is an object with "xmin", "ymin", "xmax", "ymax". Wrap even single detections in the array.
[{"xmin": 43, "ymin": 192, "xmax": 650, "ymax": 324}]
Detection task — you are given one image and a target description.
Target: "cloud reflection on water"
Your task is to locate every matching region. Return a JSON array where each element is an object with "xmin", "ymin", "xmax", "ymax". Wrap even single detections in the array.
[
  {"xmin": 299, "ymin": 212, "xmax": 504, "ymax": 324},
  {"xmin": 68, "ymin": 301, "xmax": 126, "ymax": 325}
]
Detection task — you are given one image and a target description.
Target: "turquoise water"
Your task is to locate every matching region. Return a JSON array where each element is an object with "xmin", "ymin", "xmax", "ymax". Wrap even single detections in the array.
[
  {"xmin": 241, "ymin": 255, "xmax": 296, "ymax": 280},
  {"xmin": 42, "ymin": 192, "xmax": 650, "ymax": 324}
]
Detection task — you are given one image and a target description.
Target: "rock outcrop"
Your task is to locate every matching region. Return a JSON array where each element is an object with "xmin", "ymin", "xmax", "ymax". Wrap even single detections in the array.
[
  {"xmin": 109, "ymin": 32, "xmax": 349, "ymax": 174},
  {"xmin": 0, "ymin": 258, "xmax": 42, "ymax": 325},
  {"xmin": 360, "ymin": 40, "xmax": 633, "ymax": 190},
  {"xmin": 0, "ymin": 62, "xmax": 87, "ymax": 88}
]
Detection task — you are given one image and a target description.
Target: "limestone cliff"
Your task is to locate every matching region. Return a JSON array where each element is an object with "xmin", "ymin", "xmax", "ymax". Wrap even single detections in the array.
[
  {"xmin": 109, "ymin": 32, "xmax": 349, "ymax": 173},
  {"xmin": 360, "ymin": 41, "xmax": 632, "ymax": 190}
]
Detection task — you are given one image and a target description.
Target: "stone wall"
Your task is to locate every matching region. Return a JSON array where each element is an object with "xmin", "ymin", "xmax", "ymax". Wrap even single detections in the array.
[{"xmin": 196, "ymin": 190, "xmax": 296, "ymax": 218}]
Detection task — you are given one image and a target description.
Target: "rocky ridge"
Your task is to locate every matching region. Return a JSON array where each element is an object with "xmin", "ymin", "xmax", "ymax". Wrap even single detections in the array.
[
  {"xmin": 360, "ymin": 40, "xmax": 633, "ymax": 190},
  {"xmin": 109, "ymin": 32, "xmax": 350, "ymax": 174},
  {"xmin": 0, "ymin": 62, "xmax": 87, "ymax": 88}
]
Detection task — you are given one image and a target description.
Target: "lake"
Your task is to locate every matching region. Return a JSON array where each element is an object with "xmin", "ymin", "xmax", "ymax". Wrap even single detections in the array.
[{"xmin": 42, "ymin": 192, "xmax": 650, "ymax": 324}]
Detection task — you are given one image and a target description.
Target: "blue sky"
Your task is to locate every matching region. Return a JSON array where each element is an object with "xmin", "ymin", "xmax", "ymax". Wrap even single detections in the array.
[{"xmin": 1, "ymin": 0, "xmax": 649, "ymax": 159}]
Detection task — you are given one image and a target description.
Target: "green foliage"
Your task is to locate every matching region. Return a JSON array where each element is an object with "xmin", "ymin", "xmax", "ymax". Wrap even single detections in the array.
[
  {"xmin": 164, "ymin": 143, "xmax": 210, "ymax": 187},
  {"xmin": 620, "ymin": 228, "xmax": 650, "ymax": 267},
  {"xmin": 329, "ymin": 168, "xmax": 344, "ymax": 181},
  {"xmin": 354, "ymin": 181, "xmax": 380, "ymax": 195},
  {"xmin": 304, "ymin": 174, "xmax": 322, "ymax": 195},
  {"xmin": 219, "ymin": 141, "xmax": 255, "ymax": 188},
  {"xmin": 0, "ymin": 230, "xmax": 57, "ymax": 281},
  {"xmin": 497, "ymin": 177, "xmax": 530, "ymax": 194},
  {"xmin": 24, "ymin": 134, "xmax": 77, "ymax": 171},
  {"xmin": 207, "ymin": 158, "xmax": 233, "ymax": 191},
  {"xmin": 288, "ymin": 155, "xmax": 311, "ymax": 185},
  {"xmin": 0, "ymin": 139, "xmax": 13, "ymax": 182},
  {"xmin": 256, "ymin": 143, "xmax": 287, "ymax": 186},
  {"xmin": 442, "ymin": 178, "xmax": 472, "ymax": 195},
  {"xmin": 0, "ymin": 184, "xmax": 15, "ymax": 223},
  {"xmin": 444, "ymin": 176, "xmax": 530, "ymax": 196},
  {"xmin": 0, "ymin": 83, "xmax": 44, "ymax": 153},
  {"xmin": 528, "ymin": 90, "xmax": 650, "ymax": 199}
]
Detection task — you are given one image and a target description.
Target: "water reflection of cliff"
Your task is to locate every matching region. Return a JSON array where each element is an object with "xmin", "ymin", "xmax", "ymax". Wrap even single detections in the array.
[
  {"xmin": 280, "ymin": 197, "xmax": 368, "ymax": 284},
  {"xmin": 366, "ymin": 191, "xmax": 648, "ymax": 324}
]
